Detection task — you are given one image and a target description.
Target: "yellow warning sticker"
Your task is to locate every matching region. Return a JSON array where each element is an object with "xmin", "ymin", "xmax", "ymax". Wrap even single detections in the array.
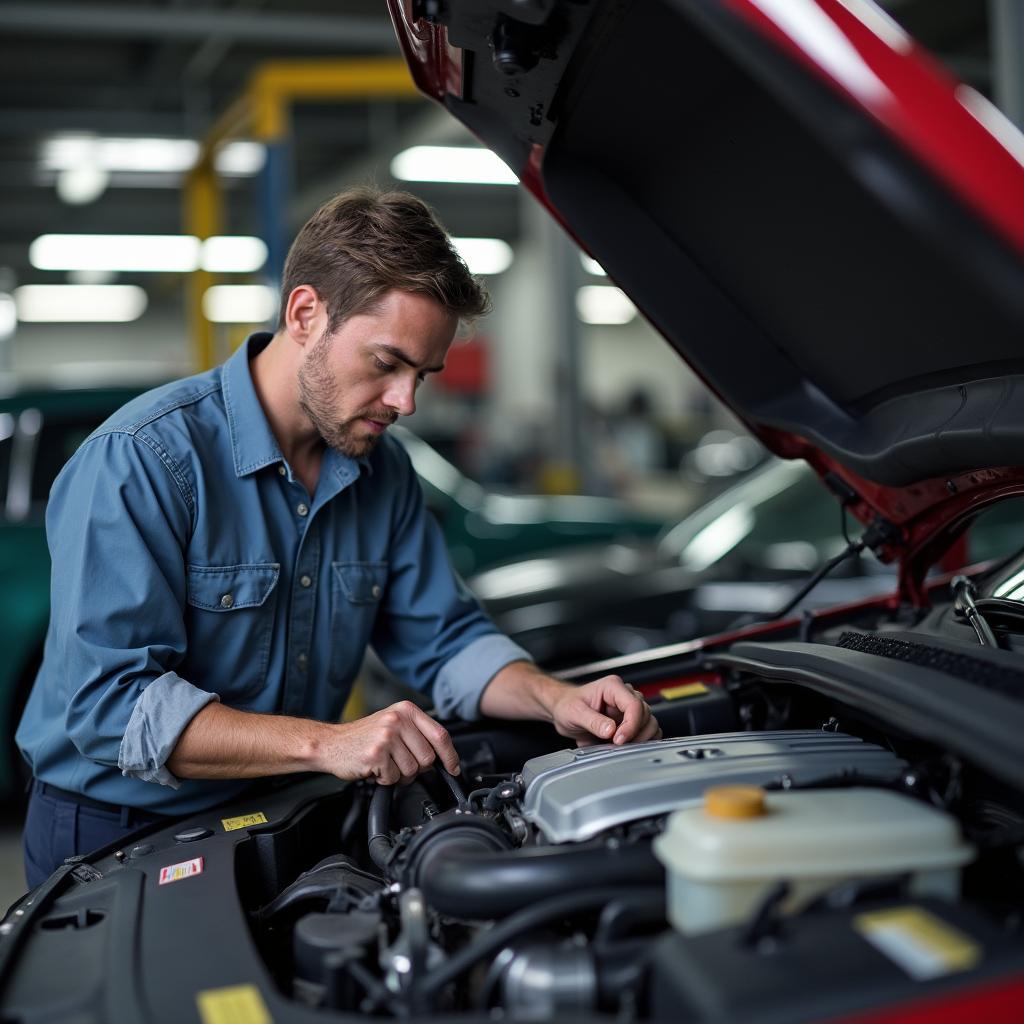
[
  {"xmin": 854, "ymin": 906, "xmax": 981, "ymax": 980},
  {"xmin": 196, "ymin": 984, "xmax": 272, "ymax": 1024},
  {"xmin": 221, "ymin": 812, "xmax": 268, "ymax": 832},
  {"xmin": 660, "ymin": 683, "xmax": 709, "ymax": 701}
]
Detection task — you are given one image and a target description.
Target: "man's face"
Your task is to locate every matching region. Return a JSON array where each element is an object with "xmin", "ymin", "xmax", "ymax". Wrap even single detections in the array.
[{"xmin": 297, "ymin": 289, "xmax": 457, "ymax": 459}]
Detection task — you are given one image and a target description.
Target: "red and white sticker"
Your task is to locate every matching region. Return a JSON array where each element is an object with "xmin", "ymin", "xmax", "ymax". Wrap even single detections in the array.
[{"xmin": 158, "ymin": 856, "xmax": 204, "ymax": 885}]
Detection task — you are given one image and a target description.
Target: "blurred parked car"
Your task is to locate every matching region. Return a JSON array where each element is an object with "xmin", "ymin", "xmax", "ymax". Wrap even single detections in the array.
[{"xmin": 471, "ymin": 459, "xmax": 1024, "ymax": 669}]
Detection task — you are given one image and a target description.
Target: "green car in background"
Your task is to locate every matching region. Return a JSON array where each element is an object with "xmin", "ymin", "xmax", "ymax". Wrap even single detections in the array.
[{"xmin": 0, "ymin": 386, "xmax": 665, "ymax": 800}]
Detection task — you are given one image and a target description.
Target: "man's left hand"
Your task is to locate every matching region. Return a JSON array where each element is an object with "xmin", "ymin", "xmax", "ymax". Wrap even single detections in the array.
[{"xmin": 548, "ymin": 674, "xmax": 661, "ymax": 747}]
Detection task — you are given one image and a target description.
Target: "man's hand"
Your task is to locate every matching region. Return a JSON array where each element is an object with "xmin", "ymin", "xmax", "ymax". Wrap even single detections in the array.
[
  {"xmin": 314, "ymin": 701, "xmax": 460, "ymax": 785},
  {"xmin": 548, "ymin": 674, "xmax": 661, "ymax": 747},
  {"xmin": 480, "ymin": 662, "xmax": 661, "ymax": 747}
]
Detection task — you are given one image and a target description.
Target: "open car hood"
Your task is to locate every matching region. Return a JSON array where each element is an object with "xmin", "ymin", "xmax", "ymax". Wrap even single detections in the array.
[{"xmin": 388, "ymin": 0, "xmax": 1024, "ymax": 599}]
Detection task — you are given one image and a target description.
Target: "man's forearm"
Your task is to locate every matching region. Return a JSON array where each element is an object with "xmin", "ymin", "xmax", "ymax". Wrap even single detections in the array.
[
  {"xmin": 478, "ymin": 660, "xmax": 573, "ymax": 721},
  {"xmin": 166, "ymin": 702, "xmax": 330, "ymax": 779},
  {"xmin": 166, "ymin": 698, "xmax": 462, "ymax": 786}
]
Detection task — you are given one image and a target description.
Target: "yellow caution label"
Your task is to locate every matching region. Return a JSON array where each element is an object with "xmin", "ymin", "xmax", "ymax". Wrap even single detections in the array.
[
  {"xmin": 854, "ymin": 907, "xmax": 981, "ymax": 980},
  {"xmin": 196, "ymin": 984, "xmax": 272, "ymax": 1024},
  {"xmin": 660, "ymin": 683, "xmax": 709, "ymax": 701},
  {"xmin": 221, "ymin": 812, "xmax": 268, "ymax": 832}
]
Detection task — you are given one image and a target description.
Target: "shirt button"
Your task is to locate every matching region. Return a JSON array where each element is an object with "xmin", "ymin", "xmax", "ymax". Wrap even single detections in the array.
[
  {"xmin": 300, "ymin": 575, "xmax": 312, "ymax": 588},
  {"xmin": 278, "ymin": 465, "xmax": 287, "ymax": 476},
  {"xmin": 297, "ymin": 653, "xmax": 308, "ymax": 670},
  {"xmin": 371, "ymin": 584, "xmax": 382, "ymax": 599},
  {"xmin": 296, "ymin": 503, "xmax": 309, "ymax": 517},
  {"xmin": 220, "ymin": 594, "xmax": 234, "ymax": 608}
]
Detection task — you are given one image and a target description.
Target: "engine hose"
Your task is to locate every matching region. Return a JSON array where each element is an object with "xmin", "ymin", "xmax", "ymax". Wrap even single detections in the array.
[
  {"xmin": 437, "ymin": 765, "xmax": 469, "ymax": 809},
  {"xmin": 419, "ymin": 839, "xmax": 663, "ymax": 918},
  {"xmin": 410, "ymin": 885, "xmax": 661, "ymax": 1010},
  {"xmin": 367, "ymin": 784, "xmax": 395, "ymax": 870}
]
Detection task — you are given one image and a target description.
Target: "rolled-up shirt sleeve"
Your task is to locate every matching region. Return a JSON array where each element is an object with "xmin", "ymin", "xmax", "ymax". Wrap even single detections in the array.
[
  {"xmin": 370, "ymin": 444, "xmax": 533, "ymax": 719},
  {"xmin": 432, "ymin": 633, "xmax": 532, "ymax": 720},
  {"xmin": 119, "ymin": 671, "xmax": 219, "ymax": 788},
  {"xmin": 46, "ymin": 431, "xmax": 215, "ymax": 787}
]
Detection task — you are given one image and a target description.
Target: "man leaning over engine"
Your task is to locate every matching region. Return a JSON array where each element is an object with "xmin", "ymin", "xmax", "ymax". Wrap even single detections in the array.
[{"xmin": 16, "ymin": 187, "xmax": 660, "ymax": 887}]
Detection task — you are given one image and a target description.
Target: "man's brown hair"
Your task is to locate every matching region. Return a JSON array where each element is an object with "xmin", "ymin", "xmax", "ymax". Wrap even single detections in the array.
[{"xmin": 279, "ymin": 186, "xmax": 490, "ymax": 332}]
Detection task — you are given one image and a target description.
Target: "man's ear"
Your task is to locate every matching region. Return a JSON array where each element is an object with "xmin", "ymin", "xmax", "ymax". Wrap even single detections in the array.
[{"xmin": 283, "ymin": 285, "xmax": 326, "ymax": 348}]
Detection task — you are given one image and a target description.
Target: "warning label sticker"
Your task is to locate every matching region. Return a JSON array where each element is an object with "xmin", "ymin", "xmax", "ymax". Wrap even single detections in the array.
[
  {"xmin": 854, "ymin": 906, "xmax": 981, "ymax": 980},
  {"xmin": 221, "ymin": 811, "xmax": 269, "ymax": 832},
  {"xmin": 660, "ymin": 683, "xmax": 710, "ymax": 701},
  {"xmin": 196, "ymin": 984, "xmax": 272, "ymax": 1024},
  {"xmin": 158, "ymin": 856, "xmax": 204, "ymax": 885}
]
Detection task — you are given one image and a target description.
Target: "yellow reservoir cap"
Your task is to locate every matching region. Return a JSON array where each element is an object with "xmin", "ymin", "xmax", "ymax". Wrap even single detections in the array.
[{"xmin": 704, "ymin": 785, "xmax": 767, "ymax": 819}]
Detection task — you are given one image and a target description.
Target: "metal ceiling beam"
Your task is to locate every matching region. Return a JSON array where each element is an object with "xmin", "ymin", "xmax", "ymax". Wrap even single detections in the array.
[{"xmin": 0, "ymin": 4, "xmax": 397, "ymax": 49}]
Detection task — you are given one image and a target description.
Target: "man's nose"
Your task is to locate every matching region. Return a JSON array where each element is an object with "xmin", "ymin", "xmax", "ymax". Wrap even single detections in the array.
[{"xmin": 384, "ymin": 376, "xmax": 417, "ymax": 417}]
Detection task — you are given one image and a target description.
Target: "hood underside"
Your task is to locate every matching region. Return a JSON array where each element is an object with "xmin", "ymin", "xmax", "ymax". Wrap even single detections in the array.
[{"xmin": 390, "ymin": 0, "xmax": 1024, "ymax": 551}]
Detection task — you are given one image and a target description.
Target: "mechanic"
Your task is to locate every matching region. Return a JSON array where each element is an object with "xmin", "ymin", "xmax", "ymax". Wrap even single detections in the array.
[{"xmin": 16, "ymin": 187, "xmax": 660, "ymax": 887}]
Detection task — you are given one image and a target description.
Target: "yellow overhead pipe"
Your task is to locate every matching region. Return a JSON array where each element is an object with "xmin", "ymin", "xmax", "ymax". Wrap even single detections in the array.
[{"xmin": 184, "ymin": 57, "xmax": 420, "ymax": 371}]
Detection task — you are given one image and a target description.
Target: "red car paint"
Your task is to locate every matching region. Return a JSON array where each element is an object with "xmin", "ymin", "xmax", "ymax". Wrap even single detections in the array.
[
  {"xmin": 826, "ymin": 975, "xmax": 1024, "ymax": 1024},
  {"xmin": 725, "ymin": 0, "xmax": 1024, "ymax": 258}
]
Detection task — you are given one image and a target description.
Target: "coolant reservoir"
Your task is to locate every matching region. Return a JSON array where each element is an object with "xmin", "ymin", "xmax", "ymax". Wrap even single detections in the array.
[{"xmin": 653, "ymin": 786, "xmax": 975, "ymax": 936}]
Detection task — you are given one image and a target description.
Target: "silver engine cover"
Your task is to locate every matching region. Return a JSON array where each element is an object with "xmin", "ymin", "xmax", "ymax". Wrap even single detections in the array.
[{"xmin": 520, "ymin": 730, "xmax": 906, "ymax": 843}]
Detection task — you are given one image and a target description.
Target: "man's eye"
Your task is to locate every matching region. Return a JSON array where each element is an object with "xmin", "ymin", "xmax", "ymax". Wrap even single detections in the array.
[
  {"xmin": 373, "ymin": 357, "xmax": 394, "ymax": 373},
  {"xmin": 416, "ymin": 372, "xmax": 427, "ymax": 384}
]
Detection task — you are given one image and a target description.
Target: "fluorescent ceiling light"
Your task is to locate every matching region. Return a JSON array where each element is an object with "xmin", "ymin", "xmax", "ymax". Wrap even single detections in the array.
[
  {"xmin": 390, "ymin": 146, "xmax": 518, "ymax": 185},
  {"xmin": 30, "ymin": 234, "xmax": 267, "ymax": 274},
  {"xmin": 451, "ymin": 237, "xmax": 513, "ymax": 275},
  {"xmin": 200, "ymin": 236, "xmax": 268, "ymax": 273},
  {"xmin": 202, "ymin": 285, "xmax": 277, "ymax": 324},
  {"xmin": 14, "ymin": 285, "xmax": 148, "ymax": 323},
  {"xmin": 576, "ymin": 285, "xmax": 637, "ymax": 325},
  {"xmin": 580, "ymin": 254, "xmax": 606, "ymax": 276},
  {"xmin": 31, "ymin": 234, "xmax": 199, "ymax": 273},
  {"xmin": 212, "ymin": 141, "xmax": 266, "ymax": 176},
  {"xmin": 41, "ymin": 136, "xmax": 265, "ymax": 177},
  {"xmin": 56, "ymin": 164, "xmax": 109, "ymax": 205}
]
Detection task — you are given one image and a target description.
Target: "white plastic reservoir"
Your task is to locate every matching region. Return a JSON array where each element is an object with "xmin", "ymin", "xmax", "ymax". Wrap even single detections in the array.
[{"xmin": 653, "ymin": 785, "xmax": 975, "ymax": 936}]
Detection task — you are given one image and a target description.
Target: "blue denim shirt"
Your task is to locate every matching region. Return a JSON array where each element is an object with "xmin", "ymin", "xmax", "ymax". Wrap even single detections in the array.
[{"xmin": 16, "ymin": 333, "xmax": 530, "ymax": 815}]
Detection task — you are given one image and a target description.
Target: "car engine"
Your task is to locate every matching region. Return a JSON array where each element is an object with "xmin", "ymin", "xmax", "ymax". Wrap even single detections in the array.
[{"xmin": 241, "ymin": 663, "xmax": 1024, "ymax": 1022}]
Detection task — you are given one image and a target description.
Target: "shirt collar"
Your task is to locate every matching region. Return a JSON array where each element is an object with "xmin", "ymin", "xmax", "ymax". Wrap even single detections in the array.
[
  {"xmin": 222, "ymin": 331, "xmax": 373, "ymax": 480},
  {"xmin": 222, "ymin": 332, "xmax": 285, "ymax": 478}
]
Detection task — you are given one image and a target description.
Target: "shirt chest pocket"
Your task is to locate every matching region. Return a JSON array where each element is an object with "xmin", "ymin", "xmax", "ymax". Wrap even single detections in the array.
[
  {"xmin": 185, "ymin": 563, "xmax": 280, "ymax": 703},
  {"xmin": 329, "ymin": 561, "xmax": 387, "ymax": 687}
]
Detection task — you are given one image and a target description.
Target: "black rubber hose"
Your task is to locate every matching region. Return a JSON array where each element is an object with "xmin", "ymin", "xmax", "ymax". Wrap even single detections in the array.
[
  {"xmin": 367, "ymin": 784, "xmax": 395, "ymax": 870},
  {"xmin": 411, "ymin": 885, "xmax": 661, "ymax": 1008},
  {"xmin": 420, "ymin": 839, "xmax": 663, "ymax": 918},
  {"xmin": 436, "ymin": 765, "xmax": 468, "ymax": 808}
]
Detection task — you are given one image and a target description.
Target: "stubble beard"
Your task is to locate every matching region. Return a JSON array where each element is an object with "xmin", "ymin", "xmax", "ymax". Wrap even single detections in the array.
[{"xmin": 297, "ymin": 332, "xmax": 394, "ymax": 459}]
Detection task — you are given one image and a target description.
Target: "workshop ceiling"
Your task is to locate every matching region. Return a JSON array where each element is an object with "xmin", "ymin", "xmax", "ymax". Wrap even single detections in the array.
[{"xmin": 0, "ymin": 0, "xmax": 995, "ymax": 290}]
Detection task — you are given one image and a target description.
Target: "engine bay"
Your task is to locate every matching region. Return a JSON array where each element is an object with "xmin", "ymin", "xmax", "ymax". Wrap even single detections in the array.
[
  {"xmin": 232, "ymin": 603, "xmax": 1024, "ymax": 1022},
  {"xmin": 4, "ymin": 582, "xmax": 1024, "ymax": 1023}
]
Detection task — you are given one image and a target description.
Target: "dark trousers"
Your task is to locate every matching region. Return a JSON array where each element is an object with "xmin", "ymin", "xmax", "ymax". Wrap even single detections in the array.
[{"xmin": 23, "ymin": 780, "xmax": 165, "ymax": 889}]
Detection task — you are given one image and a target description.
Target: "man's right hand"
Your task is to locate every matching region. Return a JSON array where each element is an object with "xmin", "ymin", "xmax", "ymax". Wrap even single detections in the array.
[{"xmin": 317, "ymin": 701, "xmax": 460, "ymax": 785}]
